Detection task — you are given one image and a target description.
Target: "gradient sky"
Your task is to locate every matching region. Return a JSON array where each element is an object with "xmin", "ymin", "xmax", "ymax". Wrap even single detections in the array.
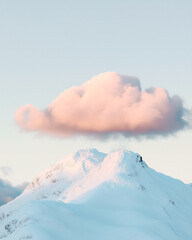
[{"xmin": 0, "ymin": 0, "xmax": 192, "ymax": 186}]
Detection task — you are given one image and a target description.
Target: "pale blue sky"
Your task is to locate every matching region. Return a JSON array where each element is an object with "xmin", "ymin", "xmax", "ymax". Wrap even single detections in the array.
[{"xmin": 0, "ymin": 0, "xmax": 192, "ymax": 185}]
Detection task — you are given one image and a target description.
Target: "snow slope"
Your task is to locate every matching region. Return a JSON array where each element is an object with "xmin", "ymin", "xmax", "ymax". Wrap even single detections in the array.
[{"xmin": 0, "ymin": 149, "xmax": 192, "ymax": 240}]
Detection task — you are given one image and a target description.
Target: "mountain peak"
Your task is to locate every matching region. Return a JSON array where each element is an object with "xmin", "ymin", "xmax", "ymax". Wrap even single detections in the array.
[
  {"xmin": 72, "ymin": 148, "xmax": 107, "ymax": 164},
  {"xmin": 23, "ymin": 149, "xmax": 147, "ymax": 203},
  {"xmin": 1, "ymin": 149, "xmax": 192, "ymax": 240}
]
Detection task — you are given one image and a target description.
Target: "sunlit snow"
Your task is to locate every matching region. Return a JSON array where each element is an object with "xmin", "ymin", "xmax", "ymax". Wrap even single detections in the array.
[{"xmin": 0, "ymin": 149, "xmax": 192, "ymax": 239}]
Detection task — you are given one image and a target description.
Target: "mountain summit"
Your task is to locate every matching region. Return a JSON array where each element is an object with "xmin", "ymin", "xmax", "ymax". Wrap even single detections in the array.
[
  {"xmin": 24, "ymin": 149, "xmax": 147, "ymax": 203},
  {"xmin": 0, "ymin": 149, "xmax": 192, "ymax": 240}
]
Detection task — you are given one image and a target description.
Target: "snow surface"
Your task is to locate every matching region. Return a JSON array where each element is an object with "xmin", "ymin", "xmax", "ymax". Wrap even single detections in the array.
[{"xmin": 0, "ymin": 148, "xmax": 192, "ymax": 239}]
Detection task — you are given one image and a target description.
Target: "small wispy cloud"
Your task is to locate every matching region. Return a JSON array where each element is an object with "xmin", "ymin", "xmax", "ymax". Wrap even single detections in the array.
[
  {"xmin": 0, "ymin": 166, "xmax": 12, "ymax": 176},
  {"xmin": 15, "ymin": 72, "xmax": 189, "ymax": 138}
]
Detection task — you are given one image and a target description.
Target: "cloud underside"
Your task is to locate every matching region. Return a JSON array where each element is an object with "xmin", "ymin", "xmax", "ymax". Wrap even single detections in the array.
[{"xmin": 15, "ymin": 72, "xmax": 187, "ymax": 138}]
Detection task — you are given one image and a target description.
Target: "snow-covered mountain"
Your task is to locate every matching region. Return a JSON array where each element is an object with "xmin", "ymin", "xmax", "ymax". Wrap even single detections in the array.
[{"xmin": 0, "ymin": 149, "xmax": 192, "ymax": 240}]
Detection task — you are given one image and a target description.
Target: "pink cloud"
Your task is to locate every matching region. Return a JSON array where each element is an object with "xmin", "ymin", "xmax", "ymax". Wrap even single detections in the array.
[{"xmin": 15, "ymin": 72, "xmax": 187, "ymax": 138}]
